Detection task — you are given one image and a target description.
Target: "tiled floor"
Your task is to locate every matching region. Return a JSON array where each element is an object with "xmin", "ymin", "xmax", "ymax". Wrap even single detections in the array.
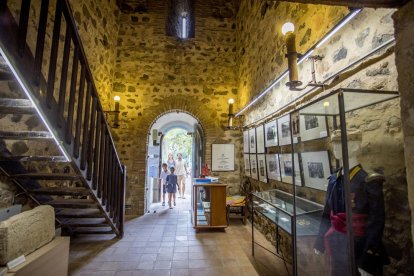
[{"xmin": 69, "ymin": 191, "xmax": 291, "ymax": 276}]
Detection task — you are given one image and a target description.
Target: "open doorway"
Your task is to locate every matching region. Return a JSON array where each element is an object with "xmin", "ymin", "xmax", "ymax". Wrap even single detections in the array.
[{"xmin": 145, "ymin": 111, "xmax": 204, "ymax": 213}]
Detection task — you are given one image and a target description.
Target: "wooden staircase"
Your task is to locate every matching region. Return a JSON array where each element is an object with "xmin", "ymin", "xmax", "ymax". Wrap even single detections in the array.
[{"xmin": 0, "ymin": 1, "xmax": 125, "ymax": 237}]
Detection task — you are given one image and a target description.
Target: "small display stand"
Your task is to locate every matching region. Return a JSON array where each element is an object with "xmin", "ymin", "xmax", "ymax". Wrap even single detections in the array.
[{"xmin": 191, "ymin": 182, "xmax": 228, "ymax": 232}]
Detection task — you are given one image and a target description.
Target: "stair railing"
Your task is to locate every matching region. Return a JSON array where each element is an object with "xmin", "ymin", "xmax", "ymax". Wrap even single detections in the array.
[{"xmin": 0, "ymin": 0, "xmax": 125, "ymax": 237}]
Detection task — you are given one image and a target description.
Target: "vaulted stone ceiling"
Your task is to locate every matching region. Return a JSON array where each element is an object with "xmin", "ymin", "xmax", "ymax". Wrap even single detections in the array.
[{"xmin": 280, "ymin": 0, "xmax": 410, "ymax": 8}]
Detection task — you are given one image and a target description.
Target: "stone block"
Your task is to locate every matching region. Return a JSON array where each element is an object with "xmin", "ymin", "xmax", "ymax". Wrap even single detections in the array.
[{"xmin": 0, "ymin": 205, "xmax": 55, "ymax": 265}]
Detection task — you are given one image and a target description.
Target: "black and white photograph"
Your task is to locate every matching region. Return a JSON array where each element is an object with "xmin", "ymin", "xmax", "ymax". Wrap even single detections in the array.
[
  {"xmin": 266, "ymin": 154, "xmax": 281, "ymax": 181},
  {"xmin": 291, "ymin": 111, "xmax": 300, "ymax": 137},
  {"xmin": 301, "ymin": 151, "xmax": 331, "ymax": 191},
  {"xmin": 280, "ymin": 153, "xmax": 302, "ymax": 186},
  {"xmin": 278, "ymin": 115, "xmax": 292, "ymax": 146},
  {"xmin": 256, "ymin": 125, "xmax": 265, "ymax": 154},
  {"xmin": 211, "ymin": 144, "xmax": 235, "ymax": 171},
  {"xmin": 250, "ymin": 154, "xmax": 258, "ymax": 180},
  {"xmin": 249, "ymin": 128, "xmax": 256, "ymax": 153},
  {"xmin": 244, "ymin": 154, "xmax": 250, "ymax": 176},
  {"xmin": 299, "ymin": 114, "xmax": 328, "ymax": 142},
  {"xmin": 265, "ymin": 120, "xmax": 278, "ymax": 147},
  {"xmin": 243, "ymin": 130, "xmax": 249, "ymax": 153},
  {"xmin": 257, "ymin": 154, "xmax": 267, "ymax": 183}
]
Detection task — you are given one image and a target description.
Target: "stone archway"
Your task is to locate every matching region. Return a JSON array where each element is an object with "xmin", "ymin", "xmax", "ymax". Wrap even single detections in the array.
[{"xmin": 115, "ymin": 95, "xmax": 228, "ymax": 216}]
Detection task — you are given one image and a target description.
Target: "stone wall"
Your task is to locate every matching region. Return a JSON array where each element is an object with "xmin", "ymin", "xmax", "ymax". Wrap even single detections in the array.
[
  {"xmin": 393, "ymin": 0, "xmax": 414, "ymax": 269},
  {"xmin": 112, "ymin": 1, "xmax": 240, "ymax": 215},
  {"xmin": 68, "ymin": 0, "xmax": 120, "ymax": 108},
  {"xmin": 237, "ymin": 2, "xmax": 412, "ymax": 274}
]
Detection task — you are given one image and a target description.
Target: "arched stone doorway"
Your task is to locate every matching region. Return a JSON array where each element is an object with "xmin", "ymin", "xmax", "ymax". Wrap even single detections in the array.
[{"xmin": 145, "ymin": 111, "xmax": 205, "ymax": 213}]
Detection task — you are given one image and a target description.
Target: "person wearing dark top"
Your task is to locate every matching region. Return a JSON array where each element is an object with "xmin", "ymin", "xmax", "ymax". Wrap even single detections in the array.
[{"xmin": 166, "ymin": 167, "xmax": 178, "ymax": 209}]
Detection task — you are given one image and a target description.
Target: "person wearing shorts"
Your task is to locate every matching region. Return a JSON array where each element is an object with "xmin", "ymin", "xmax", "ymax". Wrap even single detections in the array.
[
  {"xmin": 159, "ymin": 163, "xmax": 169, "ymax": 206},
  {"xmin": 166, "ymin": 167, "xmax": 178, "ymax": 209}
]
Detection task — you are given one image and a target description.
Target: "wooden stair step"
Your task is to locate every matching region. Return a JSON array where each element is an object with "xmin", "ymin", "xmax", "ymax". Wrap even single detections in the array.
[
  {"xmin": 0, "ymin": 98, "xmax": 35, "ymax": 114},
  {"xmin": 55, "ymin": 208, "xmax": 104, "ymax": 218},
  {"xmin": 0, "ymin": 130, "xmax": 53, "ymax": 140},
  {"xmin": 46, "ymin": 199, "xmax": 97, "ymax": 209},
  {"xmin": 12, "ymin": 173, "xmax": 79, "ymax": 181},
  {"xmin": 70, "ymin": 227, "xmax": 115, "ymax": 235},
  {"xmin": 0, "ymin": 156, "xmax": 68, "ymax": 162},
  {"xmin": 60, "ymin": 218, "xmax": 108, "ymax": 227},
  {"xmin": 28, "ymin": 187, "xmax": 90, "ymax": 196}
]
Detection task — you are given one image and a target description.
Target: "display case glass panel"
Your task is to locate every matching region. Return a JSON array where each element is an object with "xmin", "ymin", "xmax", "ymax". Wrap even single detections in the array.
[
  {"xmin": 293, "ymin": 88, "xmax": 399, "ymax": 276},
  {"xmin": 195, "ymin": 185, "xmax": 211, "ymax": 226},
  {"xmin": 253, "ymin": 189, "xmax": 323, "ymax": 235}
]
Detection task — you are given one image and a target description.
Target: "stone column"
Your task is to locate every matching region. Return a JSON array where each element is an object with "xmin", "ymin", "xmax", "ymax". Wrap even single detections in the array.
[{"xmin": 393, "ymin": 1, "xmax": 414, "ymax": 244}]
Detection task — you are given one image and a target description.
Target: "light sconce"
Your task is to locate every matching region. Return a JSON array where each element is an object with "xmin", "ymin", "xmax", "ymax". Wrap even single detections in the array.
[
  {"xmin": 227, "ymin": 98, "xmax": 243, "ymax": 130},
  {"xmin": 104, "ymin": 95, "xmax": 121, "ymax": 128},
  {"xmin": 282, "ymin": 22, "xmax": 302, "ymax": 89}
]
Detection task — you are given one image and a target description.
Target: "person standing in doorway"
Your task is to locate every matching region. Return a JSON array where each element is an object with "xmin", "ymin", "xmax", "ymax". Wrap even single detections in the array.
[
  {"xmin": 166, "ymin": 153, "xmax": 175, "ymax": 170},
  {"xmin": 175, "ymin": 153, "xmax": 188, "ymax": 199},
  {"xmin": 166, "ymin": 167, "xmax": 178, "ymax": 209},
  {"xmin": 159, "ymin": 163, "xmax": 169, "ymax": 207}
]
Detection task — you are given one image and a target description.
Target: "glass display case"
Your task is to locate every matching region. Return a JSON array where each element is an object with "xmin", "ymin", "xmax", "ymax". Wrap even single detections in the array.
[
  {"xmin": 191, "ymin": 183, "xmax": 227, "ymax": 232},
  {"xmin": 292, "ymin": 88, "xmax": 399, "ymax": 276},
  {"xmin": 252, "ymin": 189, "xmax": 324, "ymax": 236}
]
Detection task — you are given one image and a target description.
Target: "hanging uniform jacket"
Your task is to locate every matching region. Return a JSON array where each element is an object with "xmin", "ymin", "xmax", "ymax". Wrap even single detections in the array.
[{"xmin": 314, "ymin": 165, "xmax": 389, "ymax": 275}]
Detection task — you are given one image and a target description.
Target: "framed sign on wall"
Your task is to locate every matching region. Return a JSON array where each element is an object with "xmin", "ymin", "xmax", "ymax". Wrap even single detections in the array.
[{"xmin": 211, "ymin": 144, "xmax": 235, "ymax": 171}]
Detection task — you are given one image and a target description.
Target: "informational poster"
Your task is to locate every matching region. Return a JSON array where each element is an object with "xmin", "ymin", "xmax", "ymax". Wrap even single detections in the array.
[{"xmin": 211, "ymin": 144, "xmax": 235, "ymax": 171}]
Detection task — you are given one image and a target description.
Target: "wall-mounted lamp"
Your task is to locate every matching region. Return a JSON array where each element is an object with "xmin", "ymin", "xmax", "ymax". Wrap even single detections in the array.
[
  {"xmin": 282, "ymin": 22, "xmax": 302, "ymax": 89},
  {"xmin": 228, "ymin": 98, "xmax": 235, "ymax": 128},
  {"xmin": 104, "ymin": 95, "xmax": 121, "ymax": 128}
]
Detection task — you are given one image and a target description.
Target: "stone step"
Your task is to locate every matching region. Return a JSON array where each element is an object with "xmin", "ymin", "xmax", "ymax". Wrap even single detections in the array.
[{"xmin": 28, "ymin": 187, "xmax": 90, "ymax": 196}]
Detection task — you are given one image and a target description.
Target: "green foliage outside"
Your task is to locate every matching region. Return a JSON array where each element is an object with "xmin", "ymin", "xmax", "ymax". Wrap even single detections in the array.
[{"xmin": 162, "ymin": 128, "xmax": 192, "ymax": 165}]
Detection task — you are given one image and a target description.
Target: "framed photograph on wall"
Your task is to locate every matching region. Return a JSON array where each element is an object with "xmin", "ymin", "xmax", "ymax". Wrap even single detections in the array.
[
  {"xmin": 301, "ymin": 151, "xmax": 331, "ymax": 191},
  {"xmin": 249, "ymin": 128, "xmax": 256, "ymax": 153},
  {"xmin": 265, "ymin": 120, "xmax": 278, "ymax": 147},
  {"xmin": 256, "ymin": 125, "xmax": 265, "ymax": 154},
  {"xmin": 243, "ymin": 130, "xmax": 250, "ymax": 153},
  {"xmin": 211, "ymin": 144, "xmax": 235, "ymax": 171},
  {"xmin": 250, "ymin": 154, "xmax": 258, "ymax": 180},
  {"xmin": 278, "ymin": 115, "xmax": 292, "ymax": 146},
  {"xmin": 257, "ymin": 154, "xmax": 267, "ymax": 183},
  {"xmin": 299, "ymin": 115, "xmax": 328, "ymax": 141},
  {"xmin": 280, "ymin": 153, "xmax": 302, "ymax": 186},
  {"xmin": 266, "ymin": 154, "xmax": 281, "ymax": 181},
  {"xmin": 244, "ymin": 154, "xmax": 251, "ymax": 176},
  {"xmin": 291, "ymin": 111, "xmax": 300, "ymax": 143}
]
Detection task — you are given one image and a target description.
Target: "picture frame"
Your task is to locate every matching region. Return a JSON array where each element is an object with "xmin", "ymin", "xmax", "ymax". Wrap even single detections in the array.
[
  {"xmin": 301, "ymin": 151, "xmax": 331, "ymax": 191},
  {"xmin": 291, "ymin": 111, "xmax": 300, "ymax": 140},
  {"xmin": 265, "ymin": 120, "xmax": 278, "ymax": 147},
  {"xmin": 249, "ymin": 128, "xmax": 256, "ymax": 153},
  {"xmin": 256, "ymin": 125, "xmax": 265, "ymax": 154},
  {"xmin": 299, "ymin": 115, "xmax": 328, "ymax": 142},
  {"xmin": 243, "ymin": 130, "xmax": 250, "ymax": 153},
  {"xmin": 278, "ymin": 114, "xmax": 292, "ymax": 146},
  {"xmin": 257, "ymin": 154, "xmax": 267, "ymax": 183},
  {"xmin": 266, "ymin": 154, "xmax": 281, "ymax": 181},
  {"xmin": 249, "ymin": 154, "xmax": 258, "ymax": 180},
  {"xmin": 280, "ymin": 153, "xmax": 302, "ymax": 186},
  {"xmin": 244, "ymin": 154, "xmax": 251, "ymax": 176},
  {"xmin": 211, "ymin": 144, "xmax": 235, "ymax": 171}
]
